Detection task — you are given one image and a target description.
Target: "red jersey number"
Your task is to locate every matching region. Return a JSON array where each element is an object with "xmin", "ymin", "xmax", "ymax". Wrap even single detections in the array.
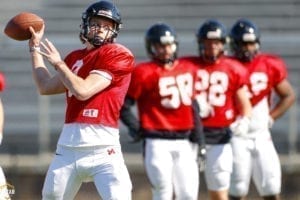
[
  {"xmin": 195, "ymin": 70, "xmax": 229, "ymax": 107},
  {"xmin": 249, "ymin": 72, "xmax": 268, "ymax": 97},
  {"xmin": 159, "ymin": 72, "xmax": 193, "ymax": 109},
  {"xmin": 68, "ymin": 59, "xmax": 84, "ymax": 97}
]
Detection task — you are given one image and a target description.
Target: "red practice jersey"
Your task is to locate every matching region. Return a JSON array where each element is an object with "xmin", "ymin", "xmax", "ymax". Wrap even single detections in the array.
[
  {"xmin": 127, "ymin": 58, "xmax": 197, "ymax": 131},
  {"xmin": 241, "ymin": 53, "xmax": 288, "ymax": 106},
  {"xmin": 189, "ymin": 56, "xmax": 248, "ymax": 127},
  {"xmin": 64, "ymin": 43, "xmax": 134, "ymax": 128}
]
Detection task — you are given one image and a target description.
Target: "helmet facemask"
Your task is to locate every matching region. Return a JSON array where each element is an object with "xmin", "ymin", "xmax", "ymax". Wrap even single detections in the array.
[
  {"xmin": 150, "ymin": 41, "xmax": 177, "ymax": 65},
  {"xmin": 231, "ymin": 41, "xmax": 260, "ymax": 62},
  {"xmin": 81, "ymin": 17, "xmax": 119, "ymax": 47},
  {"xmin": 198, "ymin": 38, "xmax": 226, "ymax": 64}
]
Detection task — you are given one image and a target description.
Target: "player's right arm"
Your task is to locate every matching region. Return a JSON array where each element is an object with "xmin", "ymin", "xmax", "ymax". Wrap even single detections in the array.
[{"xmin": 29, "ymin": 25, "xmax": 66, "ymax": 95}]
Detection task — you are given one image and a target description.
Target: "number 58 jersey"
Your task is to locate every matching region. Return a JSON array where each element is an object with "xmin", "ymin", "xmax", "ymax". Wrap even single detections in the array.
[{"xmin": 127, "ymin": 58, "xmax": 197, "ymax": 131}]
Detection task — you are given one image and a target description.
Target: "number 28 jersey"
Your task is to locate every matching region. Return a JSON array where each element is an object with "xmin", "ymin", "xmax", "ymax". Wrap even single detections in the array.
[
  {"xmin": 189, "ymin": 56, "xmax": 248, "ymax": 127},
  {"xmin": 127, "ymin": 58, "xmax": 197, "ymax": 131}
]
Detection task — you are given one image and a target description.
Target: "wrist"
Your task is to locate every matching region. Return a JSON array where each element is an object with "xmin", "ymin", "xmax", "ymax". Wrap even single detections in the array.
[
  {"xmin": 29, "ymin": 45, "xmax": 41, "ymax": 53},
  {"xmin": 53, "ymin": 61, "xmax": 65, "ymax": 70}
]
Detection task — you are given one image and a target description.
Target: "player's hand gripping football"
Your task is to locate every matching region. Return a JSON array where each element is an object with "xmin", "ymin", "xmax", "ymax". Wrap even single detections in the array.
[
  {"xmin": 29, "ymin": 25, "xmax": 63, "ymax": 67},
  {"xmin": 28, "ymin": 24, "xmax": 44, "ymax": 50}
]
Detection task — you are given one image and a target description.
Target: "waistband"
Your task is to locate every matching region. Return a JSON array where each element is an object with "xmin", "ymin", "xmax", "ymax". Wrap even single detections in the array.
[{"xmin": 142, "ymin": 129, "xmax": 191, "ymax": 140}]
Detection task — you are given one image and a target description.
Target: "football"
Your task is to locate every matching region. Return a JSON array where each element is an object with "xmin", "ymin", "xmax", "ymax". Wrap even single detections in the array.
[{"xmin": 4, "ymin": 12, "xmax": 44, "ymax": 41}]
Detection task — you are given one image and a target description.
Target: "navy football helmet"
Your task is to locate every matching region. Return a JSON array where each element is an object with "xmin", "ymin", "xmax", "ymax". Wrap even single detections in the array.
[
  {"xmin": 196, "ymin": 19, "xmax": 227, "ymax": 62},
  {"xmin": 230, "ymin": 19, "xmax": 260, "ymax": 62},
  {"xmin": 80, "ymin": 0, "xmax": 122, "ymax": 47},
  {"xmin": 145, "ymin": 23, "xmax": 178, "ymax": 64}
]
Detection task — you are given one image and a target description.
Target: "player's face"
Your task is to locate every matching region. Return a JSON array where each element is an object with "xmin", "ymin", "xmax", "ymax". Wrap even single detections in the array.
[
  {"xmin": 88, "ymin": 17, "xmax": 114, "ymax": 40},
  {"xmin": 202, "ymin": 39, "xmax": 224, "ymax": 58},
  {"xmin": 153, "ymin": 43, "xmax": 176, "ymax": 61},
  {"xmin": 240, "ymin": 42, "xmax": 257, "ymax": 53}
]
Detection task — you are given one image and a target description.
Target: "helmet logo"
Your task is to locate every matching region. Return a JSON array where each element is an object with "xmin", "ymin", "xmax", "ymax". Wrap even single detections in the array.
[
  {"xmin": 160, "ymin": 32, "xmax": 175, "ymax": 44},
  {"xmin": 242, "ymin": 33, "xmax": 256, "ymax": 42},
  {"xmin": 206, "ymin": 29, "xmax": 222, "ymax": 39},
  {"xmin": 97, "ymin": 10, "xmax": 112, "ymax": 17}
]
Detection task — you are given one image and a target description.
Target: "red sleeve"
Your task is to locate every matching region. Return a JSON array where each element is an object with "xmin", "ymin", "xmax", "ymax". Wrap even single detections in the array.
[
  {"xmin": 96, "ymin": 44, "xmax": 135, "ymax": 83},
  {"xmin": 226, "ymin": 58, "xmax": 249, "ymax": 90},
  {"xmin": 265, "ymin": 55, "xmax": 287, "ymax": 85},
  {"xmin": 126, "ymin": 63, "xmax": 147, "ymax": 99}
]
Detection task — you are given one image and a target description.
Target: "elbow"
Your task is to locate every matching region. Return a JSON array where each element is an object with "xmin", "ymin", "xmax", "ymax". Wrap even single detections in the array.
[
  {"xmin": 289, "ymin": 94, "xmax": 296, "ymax": 106},
  {"xmin": 38, "ymin": 87, "xmax": 49, "ymax": 95},
  {"xmin": 72, "ymin": 91, "xmax": 91, "ymax": 101},
  {"xmin": 287, "ymin": 90, "xmax": 296, "ymax": 105},
  {"xmin": 291, "ymin": 91, "xmax": 296, "ymax": 103}
]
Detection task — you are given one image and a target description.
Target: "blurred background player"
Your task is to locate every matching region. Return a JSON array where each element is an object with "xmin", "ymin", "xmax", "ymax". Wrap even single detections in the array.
[
  {"xmin": 28, "ymin": 1, "xmax": 134, "ymax": 199},
  {"xmin": 228, "ymin": 19, "xmax": 295, "ymax": 200},
  {"xmin": 0, "ymin": 73, "xmax": 10, "ymax": 200},
  {"xmin": 186, "ymin": 19, "xmax": 252, "ymax": 200},
  {"xmin": 120, "ymin": 22, "xmax": 203, "ymax": 200}
]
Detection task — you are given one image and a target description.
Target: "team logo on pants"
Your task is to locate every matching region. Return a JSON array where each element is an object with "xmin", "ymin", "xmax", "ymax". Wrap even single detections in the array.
[{"xmin": 107, "ymin": 148, "xmax": 116, "ymax": 155}]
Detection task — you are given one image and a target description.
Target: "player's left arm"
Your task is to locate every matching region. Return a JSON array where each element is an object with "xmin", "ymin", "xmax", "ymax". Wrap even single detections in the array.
[{"xmin": 270, "ymin": 79, "xmax": 295, "ymax": 120}]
